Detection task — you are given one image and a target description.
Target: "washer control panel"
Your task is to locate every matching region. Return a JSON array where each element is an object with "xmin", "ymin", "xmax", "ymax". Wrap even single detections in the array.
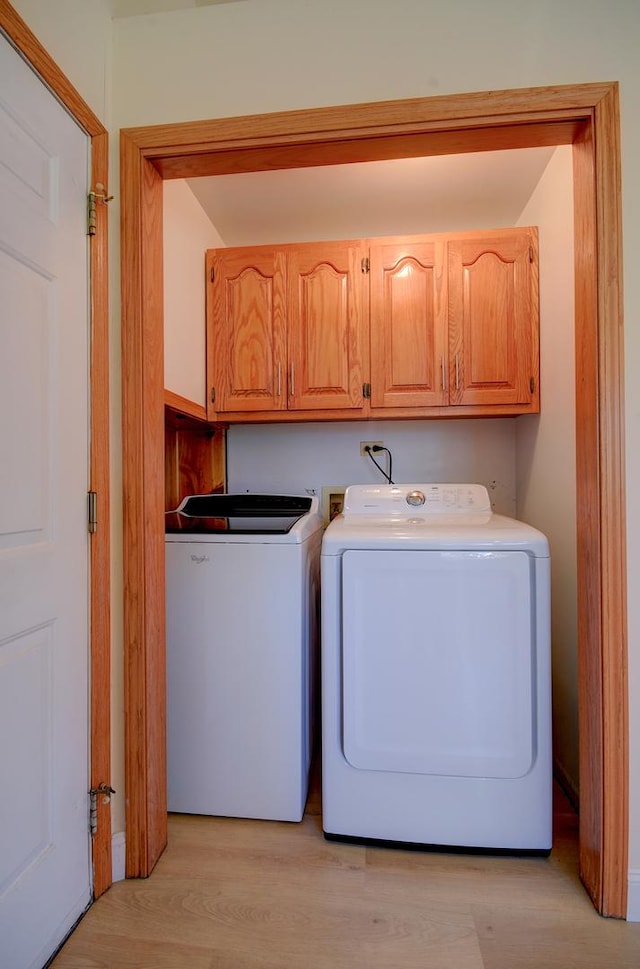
[{"xmin": 342, "ymin": 483, "xmax": 492, "ymax": 517}]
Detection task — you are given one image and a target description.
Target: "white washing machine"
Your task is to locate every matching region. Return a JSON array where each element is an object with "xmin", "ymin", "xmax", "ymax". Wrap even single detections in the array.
[
  {"xmin": 321, "ymin": 483, "xmax": 552, "ymax": 853},
  {"xmin": 165, "ymin": 493, "xmax": 323, "ymax": 822}
]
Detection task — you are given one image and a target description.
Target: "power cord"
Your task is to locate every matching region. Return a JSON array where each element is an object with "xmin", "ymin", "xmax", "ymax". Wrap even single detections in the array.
[{"xmin": 366, "ymin": 444, "xmax": 394, "ymax": 484}]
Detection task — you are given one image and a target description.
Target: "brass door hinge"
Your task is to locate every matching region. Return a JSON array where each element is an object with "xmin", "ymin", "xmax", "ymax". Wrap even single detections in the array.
[
  {"xmin": 88, "ymin": 491, "xmax": 97, "ymax": 533},
  {"xmin": 87, "ymin": 184, "xmax": 113, "ymax": 236},
  {"xmin": 89, "ymin": 783, "xmax": 116, "ymax": 836}
]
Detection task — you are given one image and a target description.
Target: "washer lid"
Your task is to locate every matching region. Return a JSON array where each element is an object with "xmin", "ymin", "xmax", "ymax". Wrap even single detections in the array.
[{"xmin": 166, "ymin": 493, "xmax": 319, "ymax": 535}]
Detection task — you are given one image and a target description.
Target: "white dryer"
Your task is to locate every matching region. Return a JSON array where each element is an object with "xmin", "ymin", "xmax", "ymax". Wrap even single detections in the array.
[{"xmin": 321, "ymin": 483, "xmax": 551, "ymax": 853}]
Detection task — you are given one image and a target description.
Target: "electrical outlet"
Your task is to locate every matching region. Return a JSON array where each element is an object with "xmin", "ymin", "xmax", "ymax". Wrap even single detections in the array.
[{"xmin": 360, "ymin": 440, "xmax": 384, "ymax": 456}]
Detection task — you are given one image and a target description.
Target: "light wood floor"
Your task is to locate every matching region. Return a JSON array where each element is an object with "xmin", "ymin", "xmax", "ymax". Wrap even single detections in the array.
[{"xmin": 52, "ymin": 765, "xmax": 640, "ymax": 969}]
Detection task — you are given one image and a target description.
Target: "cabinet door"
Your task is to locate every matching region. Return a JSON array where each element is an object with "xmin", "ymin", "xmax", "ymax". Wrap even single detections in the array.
[
  {"xmin": 369, "ymin": 238, "xmax": 447, "ymax": 408},
  {"xmin": 286, "ymin": 241, "xmax": 367, "ymax": 412},
  {"xmin": 206, "ymin": 247, "xmax": 286, "ymax": 415},
  {"xmin": 448, "ymin": 228, "xmax": 539, "ymax": 408}
]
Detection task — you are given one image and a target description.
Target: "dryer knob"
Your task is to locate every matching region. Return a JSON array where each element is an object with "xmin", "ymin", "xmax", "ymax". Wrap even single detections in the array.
[{"xmin": 406, "ymin": 490, "xmax": 426, "ymax": 506}]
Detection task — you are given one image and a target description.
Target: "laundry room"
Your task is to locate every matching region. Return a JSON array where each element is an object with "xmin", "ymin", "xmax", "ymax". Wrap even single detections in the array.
[{"xmin": 163, "ymin": 141, "xmax": 578, "ymax": 815}]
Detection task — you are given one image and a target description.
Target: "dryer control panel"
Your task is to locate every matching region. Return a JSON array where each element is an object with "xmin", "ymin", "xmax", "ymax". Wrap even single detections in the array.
[{"xmin": 342, "ymin": 483, "xmax": 492, "ymax": 517}]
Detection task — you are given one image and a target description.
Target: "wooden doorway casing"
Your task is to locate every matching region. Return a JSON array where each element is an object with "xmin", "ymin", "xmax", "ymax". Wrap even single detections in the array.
[
  {"xmin": 120, "ymin": 82, "xmax": 627, "ymax": 916},
  {"xmin": 0, "ymin": 1, "xmax": 112, "ymax": 898}
]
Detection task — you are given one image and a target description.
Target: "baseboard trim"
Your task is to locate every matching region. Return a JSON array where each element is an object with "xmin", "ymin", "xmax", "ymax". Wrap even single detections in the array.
[
  {"xmin": 111, "ymin": 831, "xmax": 126, "ymax": 883},
  {"xmin": 553, "ymin": 759, "xmax": 579, "ymax": 813},
  {"xmin": 627, "ymin": 870, "xmax": 640, "ymax": 922}
]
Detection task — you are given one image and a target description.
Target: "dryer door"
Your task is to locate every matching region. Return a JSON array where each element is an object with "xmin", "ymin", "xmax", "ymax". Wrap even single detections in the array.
[{"xmin": 341, "ymin": 549, "xmax": 535, "ymax": 778}]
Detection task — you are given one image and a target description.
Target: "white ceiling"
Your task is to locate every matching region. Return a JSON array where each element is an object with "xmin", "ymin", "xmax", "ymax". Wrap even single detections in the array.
[
  {"xmin": 109, "ymin": 0, "xmax": 246, "ymax": 18},
  {"xmin": 186, "ymin": 147, "xmax": 556, "ymax": 248}
]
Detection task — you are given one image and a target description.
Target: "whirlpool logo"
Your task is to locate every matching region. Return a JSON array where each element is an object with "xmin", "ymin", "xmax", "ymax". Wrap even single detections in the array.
[{"xmin": 190, "ymin": 554, "xmax": 210, "ymax": 565}]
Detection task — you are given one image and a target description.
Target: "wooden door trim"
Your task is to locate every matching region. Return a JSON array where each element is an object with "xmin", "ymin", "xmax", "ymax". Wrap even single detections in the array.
[
  {"xmin": 0, "ymin": 2, "xmax": 112, "ymax": 897},
  {"xmin": 580, "ymin": 84, "xmax": 627, "ymax": 915},
  {"xmin": 120, "ymin": 82, "xmax": 627, "ymax": 915},
  {"xmin": 121, "ymin": 82, "xmax": 614, "ymax": 149}
]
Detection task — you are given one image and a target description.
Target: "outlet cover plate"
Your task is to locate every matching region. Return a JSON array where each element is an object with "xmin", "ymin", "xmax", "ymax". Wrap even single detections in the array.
[{"xmin": 360, "ymin": 440, "xmax": 384, "ymax": 456}]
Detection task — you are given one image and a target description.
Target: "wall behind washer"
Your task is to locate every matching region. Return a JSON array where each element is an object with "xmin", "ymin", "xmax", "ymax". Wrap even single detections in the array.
[{"xmin": 227, "ymin": 419, "xmax": 517, "ymax": 517}]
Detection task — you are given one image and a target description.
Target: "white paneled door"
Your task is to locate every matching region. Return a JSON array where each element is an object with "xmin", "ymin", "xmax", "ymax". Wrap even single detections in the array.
[{"xmin": 0, "ymin": 34, "xmax": 92, "ymax": 969}]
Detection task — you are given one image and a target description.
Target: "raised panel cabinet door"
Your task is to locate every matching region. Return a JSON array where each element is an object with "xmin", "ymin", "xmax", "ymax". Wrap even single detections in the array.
[
  {"xmin": 206, "ymin": 247, "xmax": 286, "ymax": 415},
  {"xmin": 286, "ymin": 241, "xmax": 367, "ymax": 411},
  {"xmin": 448, "ymin": 227, "xmax": 539, "ymax": 409},
  {"xmin": 369, "ymin": 237, "xmax": 447, "ymax": 408}
]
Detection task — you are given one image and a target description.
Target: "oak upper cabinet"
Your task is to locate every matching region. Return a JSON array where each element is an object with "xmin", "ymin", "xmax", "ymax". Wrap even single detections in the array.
[
  {"xmin": 369, "ymin": 237, "xmax": 447, "ymax": 409},
  {"xmin": 286, "ymin": 241, "xmax": 367, "ymax": 412},
  {"xmin": 368, "ymin": 227, "xmax": 539, "ymax": 416},
  {"xmin": 447, "ymin": 227, "xmax": 539, "ymax": 410},
  {"xmin": 206, "ymin": 246, "xmax": 286, "ymax": 417},
  {"xmin": 207, "ymin": 227, "xmax": 539, "ymax": 422},
  {"xmin": 207, "ymin": 240, "xmax": 367, "ymax": 419}
]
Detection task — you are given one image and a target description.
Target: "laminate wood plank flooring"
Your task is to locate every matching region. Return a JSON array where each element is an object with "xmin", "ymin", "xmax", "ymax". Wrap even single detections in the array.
[{"xmin": 51, "ymin": 767, "xmax": 640, "ymax": 969}]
